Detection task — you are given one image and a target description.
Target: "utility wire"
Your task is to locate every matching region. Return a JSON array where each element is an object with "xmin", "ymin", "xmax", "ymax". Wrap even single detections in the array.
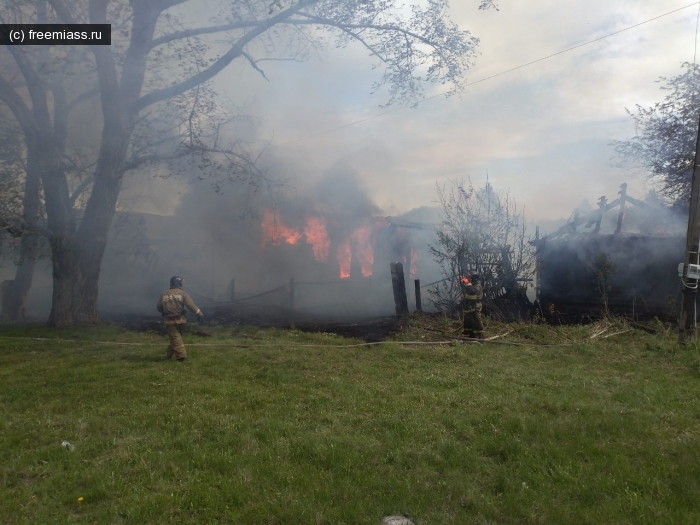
[{"xmin": 278, "ymin": 1, "xmax": 700, "ymax": 146}]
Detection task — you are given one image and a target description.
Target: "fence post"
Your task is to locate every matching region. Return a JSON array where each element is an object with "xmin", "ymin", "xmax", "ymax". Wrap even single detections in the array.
[
  {"xmin": 415, "ymin": 279, "xmax": 422, "ymax": 312},
  {"xmin": 390, "ymin": 262, "xmax": 409, "ymax": 316}
]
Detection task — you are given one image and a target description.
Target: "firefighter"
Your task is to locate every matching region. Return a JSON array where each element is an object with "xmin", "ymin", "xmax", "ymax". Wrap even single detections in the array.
[
  {"xmin": 461, "ymin": 273, "xmax": 485, "ymax": 340},
  {"xmin": 157, "ymin": 276, "xmax": 203, "ymax": 361}
]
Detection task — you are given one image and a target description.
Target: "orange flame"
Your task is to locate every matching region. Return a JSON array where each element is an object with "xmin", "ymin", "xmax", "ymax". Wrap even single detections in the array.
[
  {"xmin": 351, "ymin": 225, "xmax": 374, "ymax": 277},
  {"xmin": 337, "ymin": 240, "xmax": 351, "ymax": 279},
  {"xmin": 410, "ymin": 248, "xmax": 417, "ymax": 276},
  {"xmin": 304, "ymin": 216, "xmax": 330, "ymax": 262},
  {"xmin": 261, "ymin": 210, "xmax": 301, "ymax": 246}
]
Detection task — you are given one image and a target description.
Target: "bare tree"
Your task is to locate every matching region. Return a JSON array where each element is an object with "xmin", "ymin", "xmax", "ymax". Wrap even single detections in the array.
[
  {"xmin": 429, "ymin": 180, "xmax": 533, "ymax": 320},
  {"xmin": 0, "ymin": 0, "xmax": 494, "ymax": 326}
]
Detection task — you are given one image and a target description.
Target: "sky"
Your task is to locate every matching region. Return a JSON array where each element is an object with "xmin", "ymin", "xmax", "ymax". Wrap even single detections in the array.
[{"xmin": 125, "ymin": 0, "xmax": 700, "ymax": 227}]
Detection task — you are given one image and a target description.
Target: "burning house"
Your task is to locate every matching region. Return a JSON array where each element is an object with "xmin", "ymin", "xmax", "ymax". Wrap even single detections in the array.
[
  {"xmin": 255, "ymin": 207, "xmax": 436, "ymax": 316},
  {"xmin": 230, "ymin": 165, "xmax": 438, "ymax": 316},
  {"xmin": 532, "ymin": 184, "xmax": 685, "ymax": 319},
  {"xmin": 259, "ymin": 210, "xmax": 427, "ymax": 281},
  {"xmin": 259, "ymin": 209, "xmax": 391, "ymax": 281},
  {"xmin": 0, "ymin": 162, "xmax": 443, "ymax": 321}
]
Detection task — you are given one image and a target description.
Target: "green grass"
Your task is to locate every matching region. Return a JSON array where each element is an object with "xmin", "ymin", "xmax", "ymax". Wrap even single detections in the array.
[{"xmin": 1, "ymin": 319, "xmax": 700, "ymax": 524}]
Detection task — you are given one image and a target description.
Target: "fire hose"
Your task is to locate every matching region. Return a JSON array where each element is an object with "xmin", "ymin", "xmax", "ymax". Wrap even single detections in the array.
[{"xmin": 0, "ymin": 335, "xmax": 573, "ymax": 347}]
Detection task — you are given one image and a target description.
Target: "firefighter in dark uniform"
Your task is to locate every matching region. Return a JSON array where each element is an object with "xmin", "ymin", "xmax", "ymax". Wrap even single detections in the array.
[
  {"xmin": 461, "ymin": 273, "xmax": 485, "ymax": 340},
  {"xmin": 157, "ymin": 276, "xmax": 203, "ymax": 361}
]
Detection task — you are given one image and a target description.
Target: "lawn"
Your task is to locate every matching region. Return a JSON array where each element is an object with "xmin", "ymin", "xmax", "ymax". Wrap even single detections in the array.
[{"xmin": 1, "ymin": 317, "xmax": 700, "ymax": 524}]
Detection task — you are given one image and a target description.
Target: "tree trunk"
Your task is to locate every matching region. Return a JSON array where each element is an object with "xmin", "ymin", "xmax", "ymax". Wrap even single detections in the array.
[
  {"xmin": 70, "ymin": 118, "xmax": 130, "ymax": 323},
  {"xmin": 66, "ymin": 0, "xmax": 156, "ymax": 323},
  {"xmin": 2, "ymin": 237, "xmax": 38, "ymax": 321},
  {"xmin": 72, "ymin": 175, "xmax": 124, "ymax": 323},
  {"xmin": 14, "ymin": 255, "xmax": 36, "ymax": 318},
  {"xmin": 48, "ymin": 234, "xmax": 77, "ymax": 326},
  {"xmin": 4, "ymin": 139, "xmax": 45, "ymax": 321},
  {"xmin": 37, "ymin": 135, "xmax": 76, "ymax": 327}
]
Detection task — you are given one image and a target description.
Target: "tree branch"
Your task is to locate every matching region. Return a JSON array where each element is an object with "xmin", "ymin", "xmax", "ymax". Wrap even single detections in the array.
[
  {"xmin": 288, "ymin": 13, "xmax": 440, "ymax": 51},
  {"xmin": 66, "ymin": 87, "xmax": 100, "ymax": 113},
  {"xmin": 119, "ymin": 1, "xmax": 162, "ymax": 106},
  {"xmin": 159, "ymin": 0, "xmax": 191, "ymax": 11},
  {"xmin": 123, "ymin": 150, "xmax": 193, "ymax": 172},
  {"xmin": 51, "ymin": 80, "xmax": 69, "ymax": 153},
  {"xmin": 6, "ymin": 47, "xmax": 51, "ymax": 128},
  {"xmin": 148, "ymin": 20, "xmax": 258, "ymax": 50},
  {"xmin": 132, "ymin": 0, "xmax": 321, "ymax": 113},
  {"xmin": 46, "ymin": 0, "xmax": 78, "ymax": 24},
  {"xmin": 242, "ymin": 51, "xmax": 269, "ymax": 81},
  {"xmin": 330, "ymin": 26, "xmax": 388, "ymax": 65},
  {"xmin": 89, "ymin": 0, "xmax": 122, "ymax": 128},
  {"xmin": 0, "ymin": 216, "xmax": 53, "ymax": 240},
  {"xmin": 0, "ymin": 72, "xmax": 34, "ymax": 133},
  {"xmin": 129, "ymin": 131, "xmax": 180, "ymax": 159},
  {"xmin": 69, "ymin": 177, "xmax": 94, "ymax": 207}
]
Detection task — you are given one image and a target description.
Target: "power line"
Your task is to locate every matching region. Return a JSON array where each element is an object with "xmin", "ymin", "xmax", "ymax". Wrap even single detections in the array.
[{"xmin": 278, "ymin": 1, "xmax": 700, "ymax": 146}]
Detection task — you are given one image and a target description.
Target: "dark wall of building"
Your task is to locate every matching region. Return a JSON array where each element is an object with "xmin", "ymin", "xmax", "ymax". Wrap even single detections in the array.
[{"xmin": 537, "ymin": 235, "xmax": 684, "ymax": 316}]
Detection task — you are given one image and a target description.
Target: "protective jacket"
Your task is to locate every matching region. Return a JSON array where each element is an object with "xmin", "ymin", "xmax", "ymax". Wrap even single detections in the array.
[
  {"xmin": 157, "ymin": 287, "xmax": 202, "ymax": 325},
  {"xmin": 461, "ymin": 282, "xmax": 484, "ymax": 313}
]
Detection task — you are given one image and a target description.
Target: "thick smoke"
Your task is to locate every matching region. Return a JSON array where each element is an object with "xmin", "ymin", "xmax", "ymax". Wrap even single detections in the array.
[
  {"xmin": 87, "ymin": 160, "xmax": 420, "ymax": 319},
  {"xmin": 315, "ymin": 162, "xmax": 380, "ymax": 237}
]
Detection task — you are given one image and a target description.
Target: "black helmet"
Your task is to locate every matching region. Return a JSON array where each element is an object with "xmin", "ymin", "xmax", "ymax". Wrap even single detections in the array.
[
  {"xmin": 470, "ymin": 273, "xmax": 481, "ymax": 282},
  {"xmin": 170, "ymin": 276, "xmax": 183, "ymax": 288}
]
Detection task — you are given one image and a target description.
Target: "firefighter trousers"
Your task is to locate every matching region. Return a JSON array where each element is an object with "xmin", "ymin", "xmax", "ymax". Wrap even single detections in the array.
[
  {"xmin": 165, "ymin": 323, "xmax": 187, "ymax": 359},
  {"xmin": 463, "ymin": 308, "xmax": 484, "ymax": 339}
]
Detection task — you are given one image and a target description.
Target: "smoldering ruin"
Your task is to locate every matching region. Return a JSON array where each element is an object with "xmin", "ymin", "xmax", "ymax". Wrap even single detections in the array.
[{"xmin": 533, "ymin": 184, "xmax": 687, "ymax": 322}]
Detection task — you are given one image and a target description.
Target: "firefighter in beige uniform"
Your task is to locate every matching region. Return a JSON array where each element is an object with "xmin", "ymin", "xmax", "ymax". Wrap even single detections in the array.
[
  {"xmin": 157, "ymin": 276, "xmax": 203, "ymax": 361},
  {"xmin": 461, "ymin": 273, "xmax": 485, "ymax": 340}
]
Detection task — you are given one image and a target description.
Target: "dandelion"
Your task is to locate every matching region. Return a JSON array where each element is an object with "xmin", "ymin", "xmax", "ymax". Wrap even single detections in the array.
[{"xmin": 78, "ymin": 497, "xmax": 84, "ymax": 502}]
